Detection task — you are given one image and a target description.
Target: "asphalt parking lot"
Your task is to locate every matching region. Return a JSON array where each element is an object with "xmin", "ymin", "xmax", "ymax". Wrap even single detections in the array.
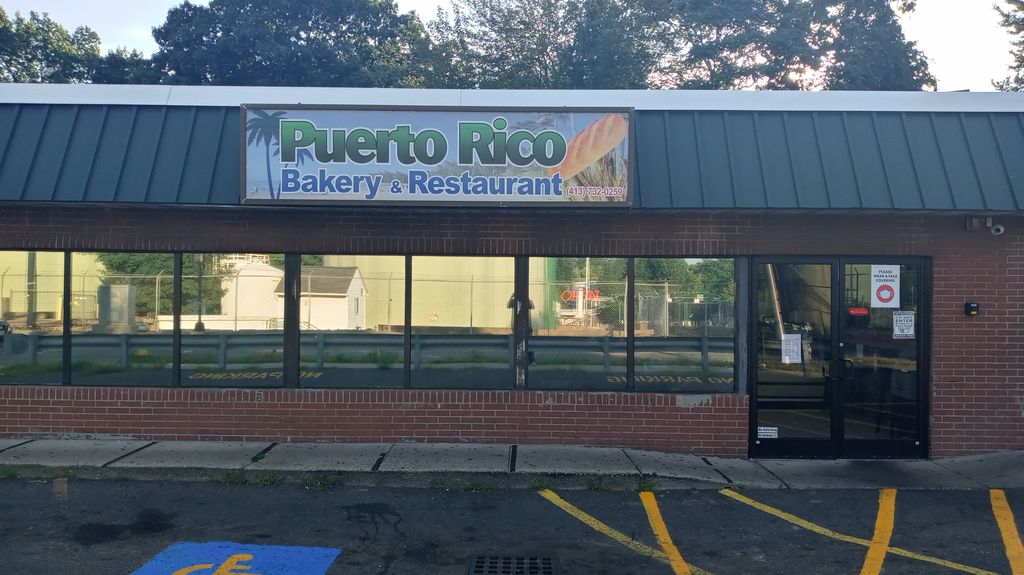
[{"xmin": 0, "ymin": 478, "xmax": 1021, "ymax": 575}]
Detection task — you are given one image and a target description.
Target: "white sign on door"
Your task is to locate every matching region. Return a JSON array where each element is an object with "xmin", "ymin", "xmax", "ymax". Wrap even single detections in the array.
[
  {"xmin": 871, "ymin": 265, "xmax": 900, "ymax": 308},
  {"xmin": 893, "ymin": 310, "xmax": 915, "ymax": 339},
  {"xmin": 781, "ymin": 333, "xmax": 802, "ymax": 364}
]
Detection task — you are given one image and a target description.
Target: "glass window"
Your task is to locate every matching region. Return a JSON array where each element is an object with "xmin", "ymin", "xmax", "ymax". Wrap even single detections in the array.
[
  {"xmin": 181, "ymin": 254, "xmax": 284, "ymax": 387},
  {"xmin": 300, "ymin": 255, "xmax": 405, "ymax": 388},
  {"xmin": 411, "ymin": 257, "xmax": 514, "ymax": 389},
  {"xmin": 635, "ymin": 259, "xmax": 736, "ymax": 393},
  {"xmin": 529, "ymin": 257, "xmax": 627, "ymax": 390},
  {"xmin": 0, "ymin": 251, "xmax": 64, "ymax": 385},
  {"xmin": 70, "ymin": 253, "xmax": 174, "ymax": 386}
]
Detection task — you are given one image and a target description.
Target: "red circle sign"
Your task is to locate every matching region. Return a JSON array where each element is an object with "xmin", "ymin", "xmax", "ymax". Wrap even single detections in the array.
[{"xmin": 876, "ymin": 284, "xmax": 895, "ymax": 304}]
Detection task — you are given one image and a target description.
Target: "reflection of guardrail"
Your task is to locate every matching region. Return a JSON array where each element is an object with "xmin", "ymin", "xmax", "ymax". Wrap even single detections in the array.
[
  {"xmin": 0, "ymin": 333, "xmax": 63, "ymax": 365},
  {"xmin": 1, "ymin": 332, "xmax": 735, "ymax": 372}
]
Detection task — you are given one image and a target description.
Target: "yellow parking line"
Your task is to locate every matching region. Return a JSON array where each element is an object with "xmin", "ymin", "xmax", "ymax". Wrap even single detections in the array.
[
  {"xmin": 990, "ymin": 489, "xmax": 1024, "ymax": 575},
  {"xmin": 536, "ymin": 489, "xmax": 714, "ymax": 575},
  {"xmin": 640, "ymin": 491, "xmax": 692, "ymax": 575},
  {"xmin": 860, "ymin": 489, "xmax": 897, "ymax": 575},
  {"xmin": 719, "ymin": 488, "xmax": 870, "ymax": 545},
  {"xmin": 537, "ymin": 489, "xmax": 668, "ymax": 562},
  {"xmin": 720, "ymin": 488, "xmax": 999, "ymax": 575}
]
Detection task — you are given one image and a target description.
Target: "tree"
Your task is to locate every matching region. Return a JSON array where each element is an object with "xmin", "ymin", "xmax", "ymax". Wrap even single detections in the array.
[
  {"xmin": 429, "ymin": 0, "xmax": 658, "ymax": 89},
  {"xmin": 0, "ymin": 8, "xmax": 100, "ymax": 83},
  {"xmin": 91, "ymin": 48, "xmax": 162, "ymax": 85},
  {"xmin": 819, "ymin": 0, "xmax": 935, "ymax": 90},
  {"xmin": 558, "ymin": 0, "xmax": 660, "ymax": 89},
  {"xmin": 151, "ymin": 0, "xmax": 431, "ymax": 87},
  {"xmin": 434, "ymin": 0, "xmax": 930, "ymax": 91},
  {"xmin": 94, "ymin": 253, "xmax": 229, "ymax": 317},
  {"xmin": 652, "ymin": 0, "xmax": 819, "ymax": 90},
  {"xmin": 693, "ymin": 259, "xmax": 736, "ymax": 302},
  {"xmin": 420, "ymin": 5, "xmax": 475, "ymax": 88},
  {"xmin": 996, "ymin": 0, "xmax": 1024, "ymax": 91},
  {"xmin": 267, "ymin": 255, "xmax": 324, "ymax": 269}
]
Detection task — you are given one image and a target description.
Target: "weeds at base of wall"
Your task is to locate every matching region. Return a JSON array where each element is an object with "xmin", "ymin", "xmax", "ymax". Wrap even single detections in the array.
[
  {"xmin": 220, "ymin": 471, "xmax": 248, "ymax": 486},
  {"xmin": 637, "ymin": 476, "xmax": 657, "ymax": 492},
  {"xmin": 303, "ymin": 475, "xmax": 341, "ymax": 490},
  {"xmin": 0, "ymin": 467, "xmax": 17, "ymax": 479},
  {"xmin": 459, "ymin": 482, "xmax": 496, "ymax": 493},
  {"xmin": 251, "ymin": 473, "xmax": 282, "ymax": 486}
]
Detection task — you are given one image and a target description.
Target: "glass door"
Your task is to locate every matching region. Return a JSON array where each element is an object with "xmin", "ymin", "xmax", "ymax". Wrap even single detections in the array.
[
  {"xmin": 751, "ymin": 261, "xmax": 838, "ymax": 458},
  {"xmin": 750, "ymin": 258, "xmax": 927, "ymax": 459},
  {"xmin": 839, "ymin": 260, "xmax": 925, "ymax": 458}
]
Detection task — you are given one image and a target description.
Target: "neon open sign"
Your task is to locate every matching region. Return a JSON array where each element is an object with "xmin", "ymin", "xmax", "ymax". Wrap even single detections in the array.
[{"xmin": 561, "ymin": 289, "xmax": 601, "ymax": 302}]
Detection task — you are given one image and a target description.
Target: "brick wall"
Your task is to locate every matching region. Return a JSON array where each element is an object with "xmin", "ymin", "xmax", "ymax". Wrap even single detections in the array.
[
  {"xmin": 929, "ymin": 218, "xmax": 1024, "ymax": 456},
  {"xmin": 0, "ymin": 205, "xmax": 1021, "ymax": 457},
  {"xmin": 0, "ymin": 386, "xmax": 749, "ymax": 457}
]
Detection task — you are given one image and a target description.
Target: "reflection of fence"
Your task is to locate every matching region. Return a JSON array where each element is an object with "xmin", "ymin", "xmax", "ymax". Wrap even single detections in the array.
[
  {"xmin": 635, "ymin": 296, "xmax": 734, "ymax": 336},
  {"xmin": 412, "ymin": 277, "xmax": 514, "ymax": 329},
  {"xmin": 1, "ymin": 332, "xmax": 735, "ymax": 374},
  {"xmin": 0, "ymin": 270, "xmax": 65, "ymax": 319}
]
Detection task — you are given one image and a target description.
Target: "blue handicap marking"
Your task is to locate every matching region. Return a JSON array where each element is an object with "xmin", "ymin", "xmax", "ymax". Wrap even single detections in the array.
[{"xmin": 130, "ymin": 541, "xmax": 341, "ymax": 575}]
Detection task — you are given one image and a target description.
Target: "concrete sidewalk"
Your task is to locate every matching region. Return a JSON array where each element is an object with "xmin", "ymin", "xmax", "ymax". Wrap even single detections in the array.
[{"xmin": 0, "ymin": 438, "xmax": 1020, "ymax": 490}]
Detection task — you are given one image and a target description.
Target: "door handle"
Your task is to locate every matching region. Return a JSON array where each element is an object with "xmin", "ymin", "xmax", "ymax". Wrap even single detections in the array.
[
  {"xmin": 826, "ymin": 358, "xmax": 855, "ymax": 380},
  {"xmin": 825, "ymin": 358, "xmax": 841, "ymax": 380},
  {"xmin": 842, "ymin": 358, "xmax": 855, "ymax": 381}
]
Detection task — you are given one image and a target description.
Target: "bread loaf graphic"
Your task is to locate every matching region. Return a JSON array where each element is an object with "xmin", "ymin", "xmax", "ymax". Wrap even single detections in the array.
[{"xmin": 547, "ymin": 114, "xmax": 628, "ymax": 180}]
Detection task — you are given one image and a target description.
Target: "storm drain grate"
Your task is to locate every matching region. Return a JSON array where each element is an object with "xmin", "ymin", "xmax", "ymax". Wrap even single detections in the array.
[{"xmin": 466, "ymin": 556, "xmax": 558, "ymax": 575}]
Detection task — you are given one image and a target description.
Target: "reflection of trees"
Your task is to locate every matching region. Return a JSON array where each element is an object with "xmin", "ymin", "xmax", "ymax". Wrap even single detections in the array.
[
  {"xmin": 635, "ymin": 258, "xmax": 736, "ymax": 302},
  {"xmin": 547, "ymin": 258, "xmax": 737, "ymax": 334},
  {"xmin": 94, "ymin": 253, "xmax": 232, "ymax": 317}
]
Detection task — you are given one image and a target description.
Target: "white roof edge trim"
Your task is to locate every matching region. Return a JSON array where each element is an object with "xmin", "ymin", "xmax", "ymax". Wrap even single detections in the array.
[{"xmin": 5, "ymin": 83, "xmax": 1024, "ymax": 113}]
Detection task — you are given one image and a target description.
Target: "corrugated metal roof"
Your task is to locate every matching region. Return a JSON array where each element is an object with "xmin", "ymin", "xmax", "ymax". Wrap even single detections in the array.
[
  {"xmin": 1, "ymin": 103, "xmax": 1022, "ymax": 211},
  {"xmin": 634, "ymin": 110, "xmax": 1024, "ymax": 211},
  {"xmin": 0, "ymin": 104, "xmax": 240, "ymax": 205}
]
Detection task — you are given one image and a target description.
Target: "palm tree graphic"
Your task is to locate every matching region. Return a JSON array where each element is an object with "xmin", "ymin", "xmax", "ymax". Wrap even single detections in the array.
[{"xmin": 246, "ymin": 109, "xmax": 286, "ymax": 200}]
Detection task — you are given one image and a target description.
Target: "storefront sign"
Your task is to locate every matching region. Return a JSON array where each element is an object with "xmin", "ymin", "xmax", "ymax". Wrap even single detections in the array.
[
  {"xmin": 242, "ymin": 107, "xmax": 632, "ymax": 205},
  {"xmin": 893, "ymin": 311, "xmax": 915, "ymax": 339},
  {"xmin": 870, "ymin": 265, "xmax": 900, "ymax": 308}
]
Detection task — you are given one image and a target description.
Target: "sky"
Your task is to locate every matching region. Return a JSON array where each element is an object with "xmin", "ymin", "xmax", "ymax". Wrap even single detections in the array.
[{"xmin": 1, "ymin": 0, "xmax": 1015, "ymax": 92}]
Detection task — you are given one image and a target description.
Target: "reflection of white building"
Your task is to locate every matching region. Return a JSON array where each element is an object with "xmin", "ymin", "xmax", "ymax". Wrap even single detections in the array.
[
  {"xmin": 164, "ymin": 260, "xmax": 285, "ymax": 330},
  {"xmin": 222, "ymin": 262, "xmax": 285, "ymax": 329},
  {"xmin": 161, "ymin": 260, "xmax": 365, "ymax": 331},
  {"xmin": 279, "ymin": 267, "xmax": 366, "ymax": 330}
]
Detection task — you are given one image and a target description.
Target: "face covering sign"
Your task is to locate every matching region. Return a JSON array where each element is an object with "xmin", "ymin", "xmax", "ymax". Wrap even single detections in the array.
[{"xmin": 870, "ymin": 265, "xmax": 900, "ymax": 308}]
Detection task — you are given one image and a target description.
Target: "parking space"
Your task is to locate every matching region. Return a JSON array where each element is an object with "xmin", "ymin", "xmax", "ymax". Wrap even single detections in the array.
[
  {"xmin": 0, "ymin": 478, "xmax": 1021, "ymax": 574},
  {"xmin": 535, "ymin": 487, "xmax": 1023, "ymax": 575}
]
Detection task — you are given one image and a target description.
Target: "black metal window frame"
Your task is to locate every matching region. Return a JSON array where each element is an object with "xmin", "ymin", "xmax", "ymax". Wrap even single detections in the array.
[{"xmin": 1, "ymin": 250, "xmax": 742, "ymax": 394}]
